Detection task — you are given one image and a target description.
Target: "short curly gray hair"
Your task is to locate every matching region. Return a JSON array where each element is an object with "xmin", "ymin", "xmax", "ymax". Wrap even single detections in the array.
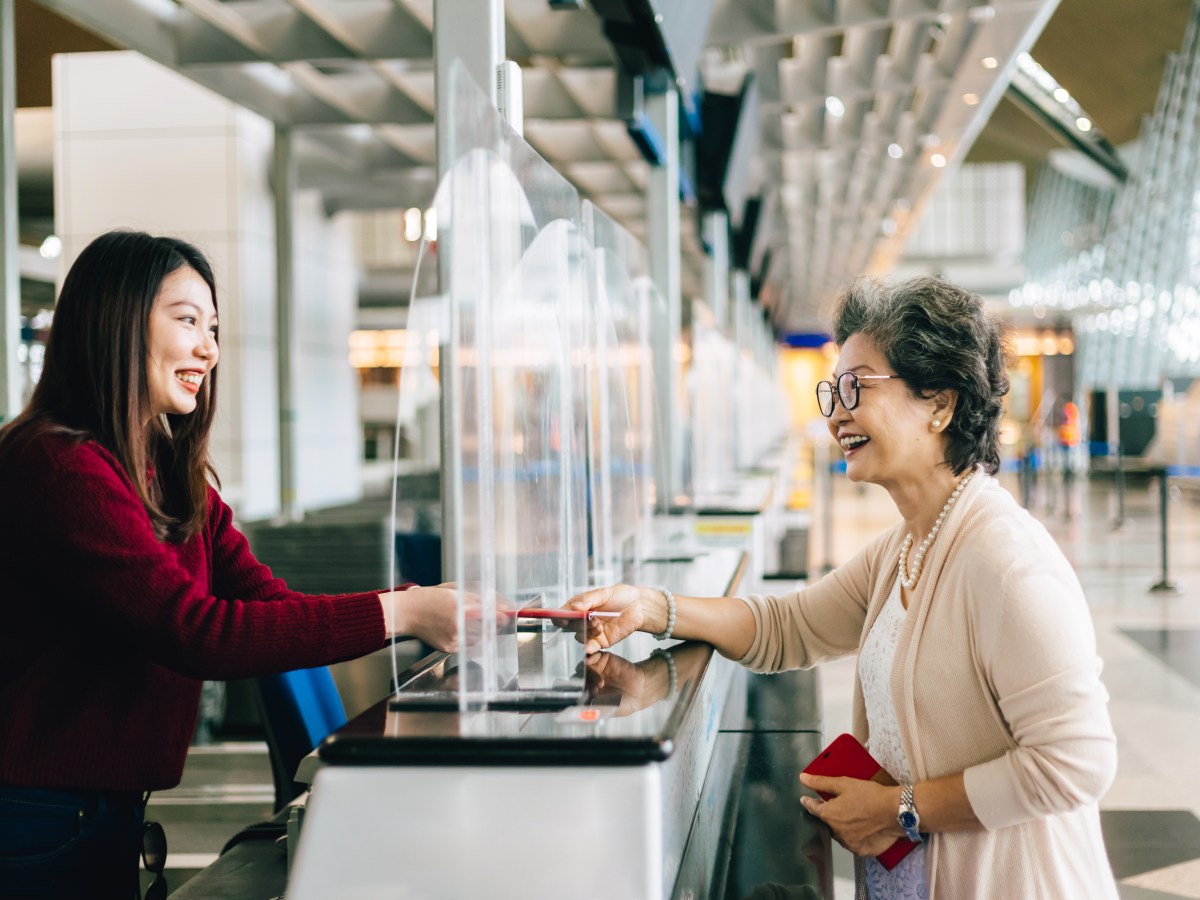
[{"xmin": 832, "ymin": 276, "xmax": 1013, "ymax": 476}]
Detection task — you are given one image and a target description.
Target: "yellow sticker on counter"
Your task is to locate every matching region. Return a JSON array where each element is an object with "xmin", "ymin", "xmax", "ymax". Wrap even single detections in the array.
[{"xmin": 694, "ymin": 520, "xmax": 754, "ymax": 536}]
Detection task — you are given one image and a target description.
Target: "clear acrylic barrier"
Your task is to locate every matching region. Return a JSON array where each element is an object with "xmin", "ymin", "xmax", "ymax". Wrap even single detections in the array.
[
  {"xmin": 438, "ymin": 61, "xmax": 588, "ymax": 711},
  {"xmin": 690, "ymin": 305, "xmax": 737, "ymax": 498},
  {"xmin": 582, "ymin": 201, "xmax": 655, "ymax": 585}
]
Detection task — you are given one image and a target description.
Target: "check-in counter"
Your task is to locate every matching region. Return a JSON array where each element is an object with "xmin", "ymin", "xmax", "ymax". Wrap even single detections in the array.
[
  {"xmin": 288, "ymin": 549, "xmax": 835, "ymax": 900},
  {"xmin": 290, "ymin": 550, "xmax": 751, "ymax": 899}
]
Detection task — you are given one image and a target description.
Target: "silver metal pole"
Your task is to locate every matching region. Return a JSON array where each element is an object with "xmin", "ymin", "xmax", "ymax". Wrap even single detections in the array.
[
  {"xmin": 273, "ymin": 123, "xmax": 300, "ymax": 521},
  {"xmin": 648, "ymin": 86, "xmax": 682, "ymax": 511},
  {"xmin": 0, "ymin": 0, "xmax": 22, "ymax": 420}
]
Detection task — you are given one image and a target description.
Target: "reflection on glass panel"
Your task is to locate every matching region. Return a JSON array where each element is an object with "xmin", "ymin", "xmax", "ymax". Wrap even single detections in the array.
[
  {"xmin": 441, "ymin": 61, "xmax": 588, "ymax": 711},
  {"xmin": 582, "ymin": 202, "xmax": 655, "ymax": 585}
]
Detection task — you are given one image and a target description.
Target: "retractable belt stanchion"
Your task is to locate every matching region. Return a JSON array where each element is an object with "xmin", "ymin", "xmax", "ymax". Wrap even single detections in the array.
[
  {"xmin": 1149, "ymin": 466, "xmax": 1182, "ymax": 594},
  {"xmin": 816, "ymin": 441, "xmax": 835, "ymax": 575},
  {"xmin": 1113, "ymin": 441, "xmax": 1127, "ymax": 530},
  {"xmin": 1019, "ymin": 449, "xmax": 1033, "ymax": 509}
]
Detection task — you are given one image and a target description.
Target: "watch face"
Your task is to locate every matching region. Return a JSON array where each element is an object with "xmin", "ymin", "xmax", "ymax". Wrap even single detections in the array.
[{"xmin": 899, "ymin": 811, "xmax": 919, "ymax": 829}]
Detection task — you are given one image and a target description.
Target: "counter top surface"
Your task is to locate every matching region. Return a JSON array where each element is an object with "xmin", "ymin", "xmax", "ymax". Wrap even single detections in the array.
[{"xmin": 319, "ymin": 548, "xmax": 748, "ymax": 765}]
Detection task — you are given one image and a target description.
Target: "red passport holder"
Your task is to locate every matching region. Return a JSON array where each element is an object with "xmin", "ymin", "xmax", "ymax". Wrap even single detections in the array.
[{"xmin": 802, "ymin": 733, "xmax": 920, "ymax": 871}]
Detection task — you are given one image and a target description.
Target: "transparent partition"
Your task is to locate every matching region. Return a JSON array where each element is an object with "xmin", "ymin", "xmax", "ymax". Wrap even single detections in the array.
[
  {"xmin": 390, "ymin": 61, "xmax": 590, "ymax": 712},
  {"xmin": 690, "ymin": 305, "xmax": 738, "ymax": 498},
  {"xmin": 582, "ymin": 202, "xmax": 655, "ymax": 584}
]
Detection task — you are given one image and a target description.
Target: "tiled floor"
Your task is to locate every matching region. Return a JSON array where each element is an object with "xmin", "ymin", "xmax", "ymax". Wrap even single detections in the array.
[{"xmin": 817, "ymin": 468, "xmax": 1200, "ymax": 899}]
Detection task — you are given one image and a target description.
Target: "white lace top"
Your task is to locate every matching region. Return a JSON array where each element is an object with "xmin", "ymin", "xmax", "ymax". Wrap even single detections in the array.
[{"xmin": 857, "ymin": 578, "xmax": 929, "ymax": 899}]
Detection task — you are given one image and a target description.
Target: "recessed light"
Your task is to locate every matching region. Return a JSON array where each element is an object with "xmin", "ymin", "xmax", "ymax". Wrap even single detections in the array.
[
  {"xmin": 963, "ymin": 92, "xmax": 980, "ymax": 106},
  {"xmin": 930, "ymin": 153, "xmax": 947, "ymax": 168},
  {"xmin": 982, "ymin": 57, "xmax": 998, "ymax": 69},
  {"xmin": 1076, "ymin": 117, "xmax": 1092, "ymax": 132},
  {"xmin": 825, "ymin": 96, "xmax": 845, "ymax": 118},
  {"xmin": 887, "ymin": 143, "xmax": 904, "ymax": 159},
  {"xmin": 1053, "ymin": 87, "xmax": 1070, "ymax": 103}
]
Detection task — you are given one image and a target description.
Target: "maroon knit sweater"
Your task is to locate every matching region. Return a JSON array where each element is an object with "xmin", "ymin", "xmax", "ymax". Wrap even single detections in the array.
[{"xmin": 0, "ymin": 430, "xmax": 386, "ymax": 792}]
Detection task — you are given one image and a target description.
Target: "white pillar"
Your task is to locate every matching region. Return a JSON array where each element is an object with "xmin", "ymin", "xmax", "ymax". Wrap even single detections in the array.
[
  {"xmin": 433, "ymin": 0, "xmax": 505, "ymax": 575},
  {"xmin": 274, "ymin": 123, "xmax": 300, "ymax": 520},
  {"xmin": 0, "ymin": 0, "xmax": 21, "ymax": 420},
  {"xmin": 647, "ymin": 87, "xmax": 684, "ymax": 509}
]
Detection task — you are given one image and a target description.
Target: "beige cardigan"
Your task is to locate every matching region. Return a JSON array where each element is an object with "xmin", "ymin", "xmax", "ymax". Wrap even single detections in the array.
[{"xmin": 739, "ymin": 472, "xmax": 1119, "ymax": 898}]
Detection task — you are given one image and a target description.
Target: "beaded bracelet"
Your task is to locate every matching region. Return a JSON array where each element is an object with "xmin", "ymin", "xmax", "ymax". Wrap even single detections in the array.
[{"xmin": 650, "ymin": 586, "xmax": 676, "ymax": 641}]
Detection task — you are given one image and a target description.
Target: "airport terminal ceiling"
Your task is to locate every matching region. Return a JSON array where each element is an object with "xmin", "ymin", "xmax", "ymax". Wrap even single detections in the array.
[{"xmin": 11, "ymin": 0, "xmax": 1194, "ymax": 331}]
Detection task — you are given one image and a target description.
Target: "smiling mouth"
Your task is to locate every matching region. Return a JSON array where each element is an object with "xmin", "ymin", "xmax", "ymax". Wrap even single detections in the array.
[
  {"xmin": 840, "ymin": 435, "xmax": 869, "ymax": 451},
  {"xmin": 176, "ymin": 372, "xmax": 203, "ymax": 390}
]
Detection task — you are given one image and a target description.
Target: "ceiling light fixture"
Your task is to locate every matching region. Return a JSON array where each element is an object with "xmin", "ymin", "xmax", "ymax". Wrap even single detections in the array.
[
  {"xmin": 825, "ymin": 96, "xmax": 845, "ymax": 118},
  {"xmin": 930, "ymin": 153, "xmax": 947, "ymax": 168},
  {"xmin": 403, "ymin": 208, "xmax": 422, "ymax": 242},
  {"xmin": 1076, "ymin": 117, "xmax": 1093, "ymax": 132},
  {"xmin": 982, "ymin": 57, "xmax": 998, "ymax": 69},
  {"xmin": 1053, "ymin": 87, "xmax": 1070, "ymax": 103},
  {"xmin": 887, "ymin": 143, "xmax": 904, "ymax": 159},
  {"xmin": 963, "ymin": 93, "xmax": 980, "ymax": 106}
]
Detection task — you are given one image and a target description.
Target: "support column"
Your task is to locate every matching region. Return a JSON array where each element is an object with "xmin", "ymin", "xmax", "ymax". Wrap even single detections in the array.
[
  {"xmin": 434, "ymin": 0, "xmax": 504, "ymax": 179},
  {"xmin": 434, "ymin": 0, "xmax": 505, "ymax": 576},
  {"xmin": 274, "ymin": 123, "xmax": 300, "ymax": 520},
  {"xmin": 648, "ymin": 86, "xmax": 683, "ymax": 510},
  {"xmin": 0, "ymin": 0, "xmax": 21, "ymax": 420},
  {"xmin": 702, "ymin": 211, "xmax": 729, "ymax": 331}
]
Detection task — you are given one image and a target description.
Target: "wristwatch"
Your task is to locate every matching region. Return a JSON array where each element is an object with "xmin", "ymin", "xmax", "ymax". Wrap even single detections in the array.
[{"xmin": 898, "ymin": 784, "xmax": 923, "ymax": 843}]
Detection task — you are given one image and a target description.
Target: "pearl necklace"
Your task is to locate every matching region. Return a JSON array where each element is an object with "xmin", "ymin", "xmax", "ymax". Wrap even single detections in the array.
[{"xmin": 898, "ymin": 471, "xmax": 975, "ymax": 590}]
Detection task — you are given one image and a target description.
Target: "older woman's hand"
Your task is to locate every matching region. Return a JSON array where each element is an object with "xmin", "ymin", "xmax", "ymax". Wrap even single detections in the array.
[
  {"xmin": 798, "ymin": 773, "xmax": 905, "ymax": 858},
  {"xmin": 566, "ymin": 584, "xmax": 657, "ymax": 654}
]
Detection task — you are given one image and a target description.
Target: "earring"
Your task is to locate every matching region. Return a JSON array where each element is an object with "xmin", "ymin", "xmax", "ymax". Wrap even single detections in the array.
[{"xmin": 932, "ymin": 419, "xmax": 941, "ymax": 430}]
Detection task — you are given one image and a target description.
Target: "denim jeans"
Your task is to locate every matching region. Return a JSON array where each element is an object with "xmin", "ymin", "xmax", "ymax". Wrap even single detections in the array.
[{"xmin": 0, "ymin": 785, "xmax": 143, "ymax": 900}]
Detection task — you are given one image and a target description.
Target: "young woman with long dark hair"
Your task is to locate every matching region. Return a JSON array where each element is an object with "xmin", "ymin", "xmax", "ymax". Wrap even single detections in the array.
[{"xmin": 0, "ymin": 231, "xmax": 459, "ymax": 898}]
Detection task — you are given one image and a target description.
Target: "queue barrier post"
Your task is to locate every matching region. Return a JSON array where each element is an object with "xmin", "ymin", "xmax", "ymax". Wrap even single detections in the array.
[{"xmin": 1149, "ymin": 466, "xmax": 1182, "ymax": 595}]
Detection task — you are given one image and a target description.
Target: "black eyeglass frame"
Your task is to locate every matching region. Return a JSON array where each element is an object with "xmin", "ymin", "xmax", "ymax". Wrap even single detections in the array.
[
  {"xmin": 141, "ymin": 820, "xmax": 168, "ymax": 900},
  {"xmin": 815, "ymin": 372, "xmax": 902, "ymax": 417}
]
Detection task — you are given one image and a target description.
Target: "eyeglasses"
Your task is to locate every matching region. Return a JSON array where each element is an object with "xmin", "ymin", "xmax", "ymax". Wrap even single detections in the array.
[
  {"xmin": 815, "ymin": 372, "xmax": 902, "ymax": 417},
  {"xmin": 141, "ymin": 820, "xmax": 168, "ymax": 900}
]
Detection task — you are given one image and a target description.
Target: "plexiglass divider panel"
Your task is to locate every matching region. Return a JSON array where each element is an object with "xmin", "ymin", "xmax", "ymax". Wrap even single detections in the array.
[
  {"xmin": 582, "ymin": 201, "xmax": 655, "ymax": 585},
  {"xmin": 690, "ymin": 303, "xmax": 738, "ymax": 498},
  {"xmin": 390, "ymin": 62, "xmax": 590, "ymax": 712}
]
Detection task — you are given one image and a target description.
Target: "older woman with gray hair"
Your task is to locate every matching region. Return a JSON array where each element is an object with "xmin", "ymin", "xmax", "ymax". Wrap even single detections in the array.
[{"xmin": 569, "ymin": 276, "xmax": 1118, "ymax": 898}]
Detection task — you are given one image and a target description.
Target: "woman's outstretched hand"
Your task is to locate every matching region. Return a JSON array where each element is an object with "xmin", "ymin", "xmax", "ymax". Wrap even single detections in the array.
[
  {"xmin": 566, "ymin": 584, "xmax": 658, "ymax": 654},
  {"xmin": 382, "ymin": 583, "xmax": 462, "ymax": 652}
]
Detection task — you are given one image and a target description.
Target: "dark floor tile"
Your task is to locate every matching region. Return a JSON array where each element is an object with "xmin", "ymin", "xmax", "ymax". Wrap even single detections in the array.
[
  {"xmin": 1120, "ymin": 629, "xmax": 1200, "ymax": 688},
  {"xmin": 1101, "ymin": 810, "xmax": 1200, "ymax": 878},
  {"xmin": 1118, "ymin": 884, "xmax": 1190, "ymax": 900}
]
